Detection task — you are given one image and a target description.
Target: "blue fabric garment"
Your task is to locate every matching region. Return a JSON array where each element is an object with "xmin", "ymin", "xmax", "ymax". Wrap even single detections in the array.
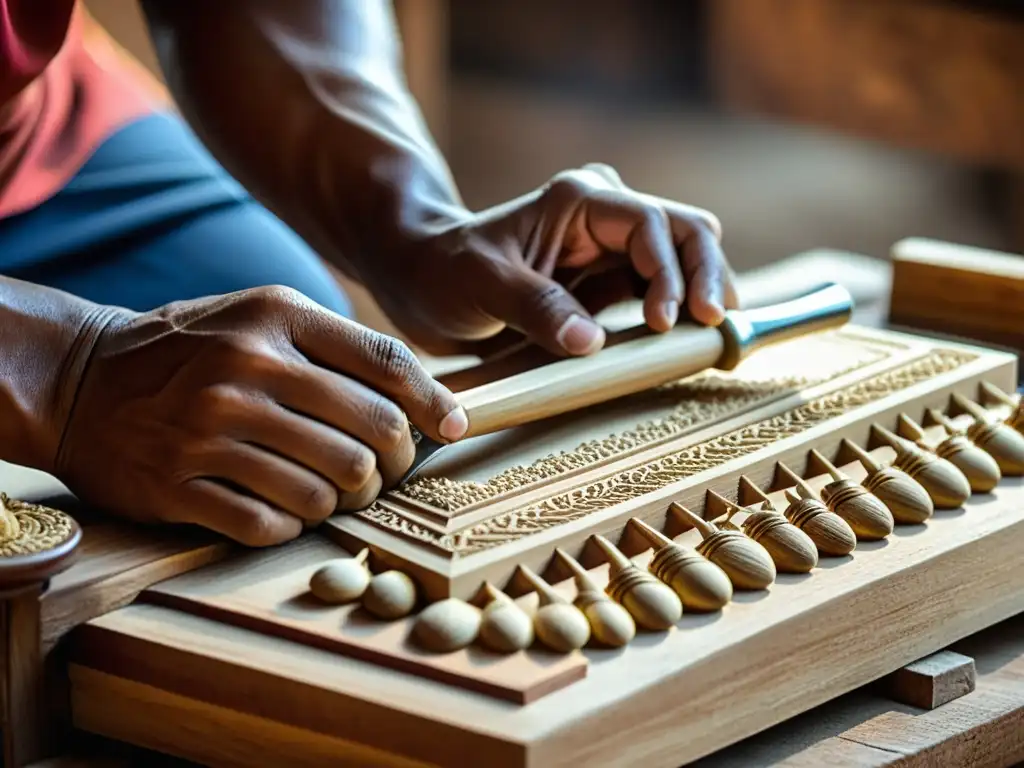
[{"xmin": 0, "ymin": 111, "xmax": 352, "ymax": 317}]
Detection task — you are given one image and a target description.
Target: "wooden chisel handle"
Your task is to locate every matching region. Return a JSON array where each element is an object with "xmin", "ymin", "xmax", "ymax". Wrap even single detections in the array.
[{"xmin": 455, "ymin": 283, "xmax": 853, "ymax": 439}]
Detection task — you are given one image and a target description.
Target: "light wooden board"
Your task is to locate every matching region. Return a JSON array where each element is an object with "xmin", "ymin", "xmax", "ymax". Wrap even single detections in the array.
[
  {"xmin": 69, "ymin": 479, "xmax": 1024, "ymax": 767},
  {"xmin": 142, "ymin": 537, "xmax": 586, "ymax": 705},
  {"xmin": 695, "ymin": 613, "xmax": 1024, "ymax": 767}
]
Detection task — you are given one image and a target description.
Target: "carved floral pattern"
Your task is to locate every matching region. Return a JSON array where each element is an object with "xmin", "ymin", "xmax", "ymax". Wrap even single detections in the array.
[{"xmin": 359, "ymin": 348, "xmax": 976, "ymax": 555}]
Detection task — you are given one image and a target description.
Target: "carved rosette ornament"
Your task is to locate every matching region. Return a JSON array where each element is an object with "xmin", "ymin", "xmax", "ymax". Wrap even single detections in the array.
[{"xmin": 0, "ymin": 492, "xmax": 81, "ymax": 590}]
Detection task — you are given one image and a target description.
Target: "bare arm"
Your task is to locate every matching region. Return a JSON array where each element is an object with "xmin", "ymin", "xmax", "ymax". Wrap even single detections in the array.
[
  {"xmin": 140, "ymin": 0, "xmax": 735, "ymax": 359},
  {"xmin": 139, "ymin": 0, "xmax": 467, "ymax": 287}
]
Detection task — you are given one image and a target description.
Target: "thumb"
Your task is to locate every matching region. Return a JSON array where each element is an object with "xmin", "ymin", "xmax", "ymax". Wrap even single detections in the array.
[{"xmin": 472, "ymin": 260, "xmax": 606, "ymax": 357}]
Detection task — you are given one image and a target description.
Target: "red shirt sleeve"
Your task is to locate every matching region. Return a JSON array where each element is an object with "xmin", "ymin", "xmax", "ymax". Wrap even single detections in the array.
[{"xmin": 0, "ymin": 0, "xmax": 159, "ymax": 218}]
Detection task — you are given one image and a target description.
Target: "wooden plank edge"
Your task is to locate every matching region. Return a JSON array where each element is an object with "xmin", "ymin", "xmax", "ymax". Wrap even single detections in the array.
[{"xmin": 138, "ymin": 588, "xmax": 586, "ymax": 706}]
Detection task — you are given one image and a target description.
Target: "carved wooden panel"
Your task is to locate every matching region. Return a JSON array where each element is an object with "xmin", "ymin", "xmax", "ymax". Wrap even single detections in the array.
[{"xmin": 324, "ymin": 326, "xmax": 1011, "ymax": 600}]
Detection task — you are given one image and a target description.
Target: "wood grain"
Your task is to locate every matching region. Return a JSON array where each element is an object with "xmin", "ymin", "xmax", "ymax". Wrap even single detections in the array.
[
  {"xmin": 40, "ymin": 522, "xmax": 233, "ymax": 653},
  {"xmin": 709, "ymin": 0, "xmax": 1024, "ymax": 171},
  {"xmin": 68, "ymin": 479, "xmax": 1024, "ymax": 766},
  {"xmin": 3, "ymin": 586, "xmax": 44, "ymax": 767},
  {"xmin": 885, "ymin": 650, "xmax": 976, "ymax": 710}
]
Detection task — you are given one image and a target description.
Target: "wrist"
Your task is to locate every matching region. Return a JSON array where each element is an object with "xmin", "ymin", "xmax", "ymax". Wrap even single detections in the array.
[{"xmin": 0, "ymin": 283, "xmax": 128, "ymax": 473}]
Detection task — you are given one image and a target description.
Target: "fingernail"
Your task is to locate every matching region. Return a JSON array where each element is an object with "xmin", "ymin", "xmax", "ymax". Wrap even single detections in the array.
[
  {"xmin": 662, "ymin": 300, "xmax": 679, "ymax": 328},
  {"xmin": 556, "ymin": 314, "xmax": 605, "ymax": 355},
  {"xmin": 439, "ymin": 406, "xmax": 469, "ymax": 441}
]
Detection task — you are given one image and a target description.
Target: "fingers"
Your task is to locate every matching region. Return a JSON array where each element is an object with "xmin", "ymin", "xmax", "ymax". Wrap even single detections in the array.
[
  {"xmin": 170, "ymin": 478, "xmax": 304, "ymax": 548},
  {"xmin": 291, "ymin": 310, "xmax": 467, "ymax": 445},
  {"xmin": 467, "ymin": 256, "xmax": 607, "ymax": 357},
  {"xmin": 578, "ymin": 192, "xmax": 683, "ymax": 332},
  {"xmin": 257, "ymin": 365, "xmax": 416, "ymax": 488},
  {"xmin": 554, "ymin": 167, "xmax": 732, "ymax": 330},
  {"xmin": 191, "ymin": 439, "xmax": 339, "ymax": 524}
]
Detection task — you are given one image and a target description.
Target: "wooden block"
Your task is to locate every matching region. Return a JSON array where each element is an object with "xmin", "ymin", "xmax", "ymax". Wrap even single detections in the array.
[
  {"xmin": 141, "ymin": 537, "xmax": 587, "ymax": 705},
  {"xmin": 886, "ymin": 650, "xmax": 977, "ymax": 710},
  {"xmin": 69, "ymin": 480, "xmax": 1024, "ymax": 767},
  {"xmin": 889, "ymin": 238, "xmax": 1024, "ymax": 353}
]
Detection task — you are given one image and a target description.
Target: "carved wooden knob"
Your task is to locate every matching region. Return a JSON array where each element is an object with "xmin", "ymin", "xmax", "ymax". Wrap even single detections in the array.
[{"xmin": 0, "ymin": 493, "xmax": 81, "ymax": 592}]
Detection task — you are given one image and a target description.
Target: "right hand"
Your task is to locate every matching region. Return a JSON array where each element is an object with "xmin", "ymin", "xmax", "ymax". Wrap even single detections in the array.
[{"xmin": 54, "ymin": 285, "xmax": 467, "ymax": 546}]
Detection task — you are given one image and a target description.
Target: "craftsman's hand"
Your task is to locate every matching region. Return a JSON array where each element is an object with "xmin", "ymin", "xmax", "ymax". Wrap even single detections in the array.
[
  {"xmin": 381, "ymin": 164, "xmax": 738, "ymax": 357},
  {"xmin": 54, "ymin": 286, "xmax": 466, "ymax": 546}
]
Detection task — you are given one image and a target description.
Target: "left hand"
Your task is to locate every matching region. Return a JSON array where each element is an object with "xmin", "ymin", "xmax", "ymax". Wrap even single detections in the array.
[{"xmin": 378, "ymin": 163, "xmax": 739, "ymax": 358}]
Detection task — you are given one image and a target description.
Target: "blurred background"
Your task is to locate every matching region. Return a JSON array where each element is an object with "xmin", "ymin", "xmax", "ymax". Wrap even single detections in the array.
[{"xmin": 84, "ymin": 0, "xmax": 1024, "ymax": 336}]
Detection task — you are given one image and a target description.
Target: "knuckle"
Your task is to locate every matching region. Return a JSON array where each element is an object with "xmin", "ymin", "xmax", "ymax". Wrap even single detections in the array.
[
  {"xmin": 190, "ymin": 384, "xmax": 245, "ymax": 428},
  {"xmin": 238, "ymin": 513, "xmax": 283, "ymax": 547},
  {"xmin": 524, "ymin": 282, "xmax": 566, "ymax": 317},
  {"xmin": 342, "ymin": 446, "xmax": 377, "ymax": 489},
  {"xmin": 544, "ymin": 173, "xmax": 589, "ymax": 204},
  {"xmin": 302, "ymin": 481, "xmax": 338, "ymax": 520},
  {"xmin": 249, "ymin": 284, "xmax": 303, "ymax": 311},
  {"xmin": 367, "ymin": 398, "xmax": 408, "ymax": 450},
  {"xmin": 367, "ymin": 333, "xmax": 416, "ymax": 383}
]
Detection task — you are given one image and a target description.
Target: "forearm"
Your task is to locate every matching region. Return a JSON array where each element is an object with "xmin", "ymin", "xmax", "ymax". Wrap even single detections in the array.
[
  {"xmin": 0, "ymin": 278, "xmax": 121, "ymax": 472},
  {"xmin": 140, "ymin": 0, "xmax": 469, "ymax": 285}
]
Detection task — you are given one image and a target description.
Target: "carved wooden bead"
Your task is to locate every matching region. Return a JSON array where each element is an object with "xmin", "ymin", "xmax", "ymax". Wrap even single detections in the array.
[
  {"xmin": 478, "ymin": 584, "xmax": 534, "ymax": 653},
  {"xmin": 412, "ymin": 598, "xmax": 482, "ymax": 653},
  {"xmin": 740, "ymin": 508, "xmax": 818, "ymax": 573},
  {"xmin": 362, "ymin": 570, "xmax": 418, "ymax": 620},
  {"xmin": 967, "ymin": 420, "xmax": 1024, "ymax": 476},
  {"xmin": 308, "ymin": 549, "xmax": 370, "ymax": 604},
  {"xmin": 628, "ymin": 518, "xmax": 731, "ymax": 612},
  {"xmin": 782, "ymin": 489, "xmax": 857, "ymax": 557},
  {"xmin": 519, "ymin": 565, "xmax": 590, "ymax": 653},
  {"xmin": 592, "ymin": 535, "xmax": 682, "ymax": 631},
  {"xmin": 874, "ymin": 424, "xmax": 971, "ymax": 508},
  {"xmin": 535, "ymin": 603, "xmax": 592, "ymax": 653},
  {"xmin": 573, "ymin": 590, "xmax": 636, "ymax": 648},
  {"xmin": 808, "ymin": 449, "xmax": 893, "ymax": 541},
  {"xmin": 555, "ymin": 548, "xmax": 635, "ymax": 647},
  {"xmin": 843, "ymin": 437, "xmax": 934, "ymax": 524},
  {"xmin": 671, "ymin": 504, "xmax": 775, "ymax": 590},
  {"xmin": 860, "ymin": 466, "xmax": 934, "ymax": 524},
  {"xmin": 819, "ymin": 479, "xmax": 894, "ymax": 541},
  {"xmin": 932, "ymin": 433, "xmax": 1000, "ymax": 493}
]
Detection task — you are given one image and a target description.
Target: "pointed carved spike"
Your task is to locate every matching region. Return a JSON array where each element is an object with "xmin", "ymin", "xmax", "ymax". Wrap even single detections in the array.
[
  {"xmin": 517, "ymin": 565, "xmax": 563, "ymax": 606},
  {"xmin": 927, "ymin": 408, "xmax": 958, "ymax": 435},
  {"xmin": 628, "ymin": 517, "xmax": 674, "ymax": 549},
  {"xmin": 981, "ymin": 381, "xmax": 1017, "ymax": 407},
  {"xmin": 669, "ymin": 502, "xmax": 717, "ymax": 538},
  {"xmin": 353, "ymin": 548, "xmax": 370, "ymax": 565},
  {"xmin": 897, "ymin": 413, "xmax": 927, "ymax": 441},
  {"xmin": 554, "ymin": 548, "xmax": 599, "ymax": 592},
  {"xmin": 809, "ymin": 449, "xmax": 844, "ymax": 482},
  {"xmin": 591, "ymin": 534, "xmax": 634, "ymax": 574},
  {"xmin": 952, "ymin": 392, "xmax": 991, "ymax": 422},
  {"xmin": 840, "ymin": 439, "xmax": 883, "ymax": 474},
  {"xmin": 783, "ymin": 487, "xmax": 801, "ymax": 505},
  {"xmin": 777, "ymin": 461, "xmax": 817, "ymax": 497},
  {"xmin": 760, "ymin": 500, "xmax": 775, "ymax": 512},
  {"xmin": 704, "ymin": 489, "xmax": 734, "ymax": 520},
  {"xmin": 482, "ymin": 581, "xmax": 511, "ymax": 606},
  {"xmin": 872, "ymin": 423, "xmax": 908, "ymax": 451},
  {"xmin": 738, "ymin": 475, "xmax": 771, "ymax": 506}
]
